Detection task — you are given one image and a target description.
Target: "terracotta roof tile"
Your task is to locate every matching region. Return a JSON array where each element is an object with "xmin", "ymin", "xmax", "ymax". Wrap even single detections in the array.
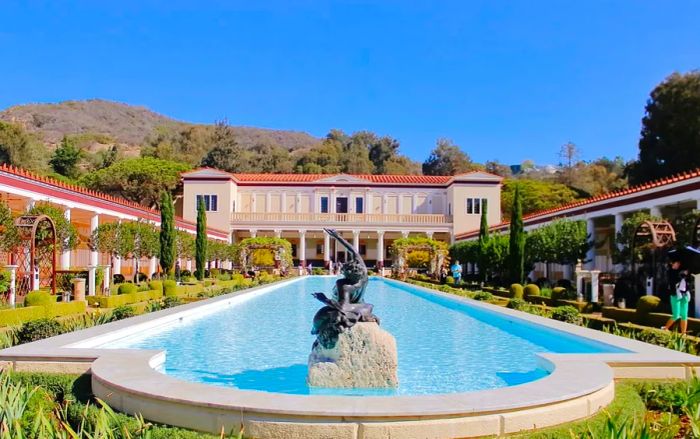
[{"xmin": 231, "ymin": 173, "xmax": 453, "ymax": 184}]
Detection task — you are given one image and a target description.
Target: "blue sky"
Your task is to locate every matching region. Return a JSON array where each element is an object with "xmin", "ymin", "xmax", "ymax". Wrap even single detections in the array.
[{"xmin": 1, "ymin": 1, "xmax": 698, "ymax": 165}]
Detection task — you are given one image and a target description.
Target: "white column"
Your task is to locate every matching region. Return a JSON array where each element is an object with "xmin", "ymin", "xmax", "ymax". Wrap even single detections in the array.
[
  {"xmin": 281, "ymin": 192, "xmax": 287, "ymax": 213},
  {"xmin": 295, "ymin": 193, "xmax": 302, "ymax": 213},
  {"xmin": 397, "ymin": 195, "xmax": 404, "ymax": 215},
  {"xmin": 590, "ymin": 271, "xmax": 600, "ymax": 303},
  {"xmin": 299, "ymin": 230, "xmax": 307, "ymax": 266},
  {"xmin": 149, "ymin": 256, "xmax": 157, "ymax": 278},
  {"xmin": 365, "ymin": 189, "xmax": 372, "ymax": 213},
  {"xmin": 614, "ymin": 213, "xmax": 624, "ymax": 272},
  {"xmin": 324, "ymin": 232, "xmax": 331, "ymax": 266},
  {"xmin": 25, "ymin": 198, "xmax": 36, "ymax": 212},
  {"xmin": 88, "ymin": 214, "xmax": 99, "ymax": 296},
  {"xmin": 412, "ymin": 193, "xmax": 418, "ymax": 214},
  {"xmin": 186, "ymin": 259, "xmax": 192, "ymax": 272},
  {"xmin": 113, "ymin": 255, "xmax": 122, "ymax": 275},
  {"xmin": 650, "ymin": 205, "xmax": 662, "ymax": 218},
  {"xmin": 585, "ymin": 218, "xmax": 595, "ymax": 269},
  {"xmin": 401, "ymin": 230, "xmax": 409, "ymax": 239},
  {"xmin": 450, "ymin": 231, "xmax": 455, "ymax": 245},
  {"xmin": 250, "ymin": 229, "xmax": 257, "ymax": 238},
  {"xmin": 61, "ymin": 208, "xmax": 71, "ymax": 269},
  {"xmin": 102, "ymin": 265, "xmax": 110, "ymax": 294},
  {"xmin": 382, "ymin": 194, "xmax": 388, "ymax": 214},
  {"xmin": 330, "ymin": 188, "xmax": 336, "ymax": 213},
  {"xmin": 6, "ymin": 265, "xmax": 17, "ymax": 306},
  {"xmin": 696, "ymin": 200, "xmax": 700, "ymax": 211},
  {"xmin": 266, "ymin": 193, "xmax": 272, "ymax": 213},
  {"xmin": 426, "ymin": 231, "xmax": 434, "ymax": 240},
  {"xmin": 352, "ymin": 230, "xmax": 360, "ymax": 252},
  {"xmin": 377, "ymin": 231, "xmax": 385, "ymax": 269},
  {"xmin": 274, "ymin": 229, "xmax": 282, "ymax": 239},
  {"xmin": 251, "ymin": 193, "xmax": 257, "ymax": 212}
]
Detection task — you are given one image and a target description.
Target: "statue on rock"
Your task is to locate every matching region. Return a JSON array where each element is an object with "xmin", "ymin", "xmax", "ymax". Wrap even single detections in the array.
[{"xmin": 311, "ymin": 228, "xmax": 380, "ymax": 349}]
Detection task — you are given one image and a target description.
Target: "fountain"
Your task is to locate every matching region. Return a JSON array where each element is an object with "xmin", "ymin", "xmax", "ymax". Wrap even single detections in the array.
[{"xmin": 307, "ymin": 228, "xmax": 399, "ymax": 388}]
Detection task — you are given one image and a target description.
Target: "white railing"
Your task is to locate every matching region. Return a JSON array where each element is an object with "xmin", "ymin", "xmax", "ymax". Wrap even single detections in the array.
[{"xmin": 231, "ymin": 212, "xmax": 452, "ymax": 225}]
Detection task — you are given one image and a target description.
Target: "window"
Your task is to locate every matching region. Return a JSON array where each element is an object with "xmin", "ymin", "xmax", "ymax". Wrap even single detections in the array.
[
  {"xmin": 320, "ymin": 196, "xmax": 329, "ymax": 213},
  {"xmin": 355, "ymin": 197, "xmax": 364, "ymax": 213},
  {"xmin": 466, "ymin": 198, "xmax": 488, "ymax": 215},
  {"xmin": 196, "ymin": 195, "xmax": 218, "ymax": 212},
  {"xmin": 359, "ymin": 244, "xmax": 367, "ymax": 256}
]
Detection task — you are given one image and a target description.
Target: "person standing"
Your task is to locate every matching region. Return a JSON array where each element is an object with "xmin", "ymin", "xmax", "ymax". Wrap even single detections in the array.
[
  {"xmin": 450, "ymin": 260, "xmax": 463, "ymax": 285},
  {"xmin": 663, "ymin": 257, "xmax": 691, "ymax": 334}
]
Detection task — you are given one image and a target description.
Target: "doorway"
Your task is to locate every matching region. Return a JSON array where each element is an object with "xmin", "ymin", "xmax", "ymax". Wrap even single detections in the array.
[{"xmin": 336, "ymin": 197, "xmax": 348, "ymax": 213}]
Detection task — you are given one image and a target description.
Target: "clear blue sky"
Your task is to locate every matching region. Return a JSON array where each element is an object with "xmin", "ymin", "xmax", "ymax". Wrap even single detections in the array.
[{"xmin": 1, "ymin": 1, "xmax": 698, "ymax": 165}]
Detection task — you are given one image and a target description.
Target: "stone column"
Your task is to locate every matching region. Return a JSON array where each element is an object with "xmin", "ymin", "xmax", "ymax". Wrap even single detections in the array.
[
  {"xmin": 186, "ymin": 259, "xmax": 192, "ymax": 272},
  {"xmin": 397, "ymin": 195, "xmax": 403, "ymax": 215},
  {"xmin": 265, "ymin": 192, "xmax": 272, "ymax": 213},
  {"xmin": 299, "ymin": 230, "xmax": 307, "ymax": 268},
  {"xmin": 149, "ymin": 256, "xmax": 157, "ymax": 279},
  {"xmin": 113, "ymin": 255, "xmax": 122, "ymax": 275},
  {"xmin": 401, "ymin": 230, "xmax": 409, "ymax": 239},
  {"xmin": 25, "ymin": 198, "xmax": 36, "ymax": 212},
  {"xmin": 88, "ymin": 214, "xmax": 99, "ymax": 296},
  {"xmin": 382, "ymin": 194, "xmax": 388, "ymax": 214},
  {"xmin": 365, "ymin": 188, "xmax": 372, "ymax": 213},
  {"xmin": 6, "ymin": 265, "xmax": 17, "ymax": 306},
  {"xmin": 295, "ymin": 193, "xmax": 302, "ymax": 213},
  {"xmin": 377, "ymin": 231, "xmax": 385, "ymax": 270},
  {"xmin": 590, "ymin": 270, "xmax": 601, "ymax": 302},
  {"xmin": 412, "ymin": 193, "xmax": 418, "ymax": 214},
  {"xmin": 614, "ymin": 213, "xmax": 624, "ymax": 272},
  {"xmin": 274, "ymin": 229, "xmax": 282, "ymax": 239},
  {"xmin": 426, "ymin": 231, "xmax": 434, "ymax": 240},
  {"xmin": 324, "ymin": 232, "xmax": 331, "ymax": 268},
  {"xmin": 353, "ymin": 230, "xmax": 360, "ymax": 253},
  {"xmin": 650, "ymin": 205, "xmax": 662, "ymax": 218},
  {"xmin": 281, "ymin": 192, "xmax": 287, "ymax": 213},
  {"xmin": 250, "ymin": 229, "xmax": 257, "ymax": 238},
  {"xmin": 102, "ymin": 265, "xmax": 110, "ymax": 295},
  {"xmin": 585, "ymin": 218, "xmax": 595, "ymax": 270},
  {"xmin": 61, "ymin": 208, "xmax": 71, "ymax": 269},
  {"xmin": 330, "ymin": 188, "xmax": 336, "ymax": 213}
]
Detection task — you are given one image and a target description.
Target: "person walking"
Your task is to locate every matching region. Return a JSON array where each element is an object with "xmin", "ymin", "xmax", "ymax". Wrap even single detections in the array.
[
  {"xmin": 450, "ymin": 260, "xmax": 463, "ymax": 285},
  {"xmin": 662, "ymin": 256, "xmax": 691, "ymax": 334}
]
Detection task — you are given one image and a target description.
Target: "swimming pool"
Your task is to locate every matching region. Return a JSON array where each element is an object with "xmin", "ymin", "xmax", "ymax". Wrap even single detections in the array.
[{"xmin": 100, "ymin": 276, "xmax": 625, "ymax": 396}]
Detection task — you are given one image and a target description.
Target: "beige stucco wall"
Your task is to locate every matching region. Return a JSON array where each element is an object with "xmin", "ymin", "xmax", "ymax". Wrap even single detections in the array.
[
  {"xmin": 449, "ymin": 183, "xmax": 501, "ymax": 236},
  {"xmin": 182, "ymin": 179, "xmax": 235, "ymax": 233}
]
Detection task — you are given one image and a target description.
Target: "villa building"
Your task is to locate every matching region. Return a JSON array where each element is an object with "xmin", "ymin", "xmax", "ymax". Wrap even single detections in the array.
[{"xmin": 180, "ymin": 168, "xmax": 503, "ymax": 268}]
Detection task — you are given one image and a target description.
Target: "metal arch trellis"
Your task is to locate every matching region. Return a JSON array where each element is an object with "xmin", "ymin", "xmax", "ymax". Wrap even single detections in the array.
[
  {"xmin": 13, "ymin": 214, "xmax": 57, "ymax": 296},
  {"xmin": 239, "ymin": 243, "xmax": 289, "ymax": 272},
  {"xmin": 631, "ymin": 220, "xmax": 675, "ymax": 295},
  {"xmin": 391, "ymin": 243, "xmax": 448, "ymax": 281}
]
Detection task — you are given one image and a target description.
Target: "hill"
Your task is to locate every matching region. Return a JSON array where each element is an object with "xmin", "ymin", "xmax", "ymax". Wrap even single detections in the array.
[{"xmin": 0, "ymin": 99, "xmax": 319, "ymax": 153}]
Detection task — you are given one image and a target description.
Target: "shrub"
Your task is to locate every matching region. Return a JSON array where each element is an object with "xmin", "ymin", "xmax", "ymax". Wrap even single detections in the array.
[
  {"xmin": 24, "ymin": 291, "xmax": 55, "ymax": 307},
  {"xmin": 216, "ymin": 273, "xmax": 231, "ymax": 281},
  {"xmin": 551, "ymin": 305, "xmax": 582, "ymax": 325},
  {"xmin": 540, "ymin": 287, "xmax": 552, "ymax": 298},
  {"xmin": 446, "ymin": 276, "xmax": 455, "ymax": 285},
  {"xmin": 17, "ymin": 318, "xmax": 63, "ymax": 343},
  {"xmin": 551, "ymin": 287, "xmax": 570, "ymax": 301},
  {"xmin": 163, "ymin": 280, "xmax": 177, "ymax": 297},
  {"xmin": 135, "ymin": 272, "xmax": 149, "ymax": 283},
  {"xmin": 180, "ymin": 270, "xmax": 192, "ymax": 278},
  {"xmin": 209, "ymin": 268, "xmax": 220, "ymax": 277},
  {"xmin": 510, "ymin": 283, "xmax": 524, "ymax": 299},
  {"xmin": 636, "ymin": 295, "xmax": 661, "ymax": 314},
  {"xmin": 112, "ymin": 274, "xmax": 125, "ymax": 284},
  {"xmin": 136, "ymin": 283, "xmax": 150, "ymax": 292},
  {"xmin": 117, "ymin": 283, "xmax": 138, "ymax": 295},
  {"xmin": 56, "ymin": 273, "xmax": 76, "ymax": 293},
  {"xmin": 231, "ymin": 273, "xmax": 245, "ymax": 284},
  {"xmin": 162, "ymin": 296, "xmax": 183, "ymax": 309},
  {"xmin": 524, "ymin": 284, "xmax": 541, "ymax": 297},
  {"xmin": 148, "ymin": 281, "xmax": 163, "ymax": 294},
  {"xmin": 507, "ymin": 298, "xmax": 527, "ymax": 310},
  {"xmin": 312, "ymin": 268, "xmax": 325, "ymax": 275},
  {"xmin": 0, "ymin": 306, "xmax": 46, "ymax": 327},
  {"xmin": 45, "ymin": 301, "xmax": 87, "ymax": 318},
  {"xmin": 473, "ymin": 291, "xmax": 493, "ymax": 301},
  {"xmin": 111, "ymin": 305, "xmax": 135, "ymax": 321}
]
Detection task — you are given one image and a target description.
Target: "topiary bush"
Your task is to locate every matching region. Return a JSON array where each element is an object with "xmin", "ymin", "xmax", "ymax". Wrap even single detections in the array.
[
  {"xmin": 551, "ymin": 305, "xmax": 582, "ymax": 325},
  {"xmin": 24, "ymin": 290, "xmax": 55, "ymax": 307},
  {"xmin": 148, "ymin": 280, "xmax": 163, "ymax": 294},
  {"xmin": 510, "ymin": 283, "xmax": 524, "ymax": 299},
  {"xmin": 636, "ymin": 295, "xmax": 662, "ymax": 314},
  {"xmin": 117, "ymin": 283, "xmax": 138, "ymax": 295},
  {"xmin": 446, "ymin": 276, "xmax": 455, "ymax": 285},
  {"xmin": 524, "ymin": 284, "xmax": 541, "ymax": 297},
  {"xmin": 111, "ymin": 305, "xmax": 135, "ymax": 321},
  {"xmin": 473, "ymin": 291, "xmax": 493, "ymax": 301},
  {"xmin": 163, "ymin": 280, "xmax": 177, "ymax": 297},
  {"xmin": 507, "ymin": 298, "xmax": 527, "ymax": 310},
  {"xmin": 17, "ymin": 318, "xmax": 63, "ymax": 343},
  {"xmin": 551, "ymin": 287, "xmax": 569, "ymax": 301},
  {"xmin": 162, "ymin": 296, "xmax": 183, "ymax": 309}
]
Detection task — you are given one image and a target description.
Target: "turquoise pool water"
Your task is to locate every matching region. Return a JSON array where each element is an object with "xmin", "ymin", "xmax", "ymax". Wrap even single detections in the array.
[{"xmin": 102, "ymin": 277, "xmax": 626, "ymax": 396}]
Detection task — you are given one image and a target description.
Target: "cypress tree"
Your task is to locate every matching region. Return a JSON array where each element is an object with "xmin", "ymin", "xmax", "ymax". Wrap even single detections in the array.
[
  {"xmin": 159, "ymin": 191, "xmax": 176, "ymax": 277},
  {"xmin": 195, "ymin": 197, "xmax": 207, "ymax": 280},
  {"xmin": 508, "ymin": 185, "xmax": 525, "ymax": 284},
  {"xmin": 477, "ymin": 199, "xmax": 489, "ymax": 282}
]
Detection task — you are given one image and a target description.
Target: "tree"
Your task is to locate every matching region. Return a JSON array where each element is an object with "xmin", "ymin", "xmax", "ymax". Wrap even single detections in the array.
[
  {"xmin": 613, "ymin": 211, "xmax": 661, "ymax": 266},
  {"xmin": 507, "ymin": 185, "xmax": 525, "ymax": 284},
  {"xmin": 79, "ymin": 157, "xmax": 190, "ymax": 208},
  {"xmin": 477, "ymin": 200, "xmax": 489, "ymax": 281},
  {"xmin": 294, "ymin": 139, "xmax": 343, "ymax": 174},
  {"xmin": 557, "ymin": 141, "xmax": 580, "ymax": 186},
  {"xmin": 175, "ymin": 230, "xmax": 195, "ymax": 260},
  {"xmin": 527, "ymin": 220, "xmax": 590, "ymax": 273},
  {"xmin": 368, "ymin": 136, "xmax": 400, "ymax": 174},
  {"xmin": 159, "ymin": 192, "xmax": 175, "ymax": 276},
  {"xmin": 422, "ymin": 138, "xmax": 478, "ymax": 175},
  {"xmin": 49, "ymin": 136, "xmax": 82, "ymax": 179},
  {"xmin": 0, "ymin": 199, "xmax": 20, "ymax": 253},
  {"xmin": 200, "ymin": 120, "xmax": 250, "ymax": 172},
  {"xmin": 484, "ymin": 160, "xmax": 512, "ymax": 177},
  {"xmin": 501, "ymin": 179, "xmax": 580, "ymax": 218},
  {"xmin": 0, "ymin": 121, "xmax": 47, "ymax": 171},
  {"xmin": 249, "ymin": 142, "xmax": 293, "ymax": 173},
  {"xmin": 28, "ymin": 203, "xmax": 79, "ymax": 252},
  {"xmin": 382, "ymin": 155, "xmax": 422, "ymax": 175},
  {"xmin": 195, "ymin": 198, "xmax": 207, "ymax": 280},
  {"xmin": 627, "ymin": 71, "xmax": 700, "ymax": 184},
  {"xmin": 341, "ymin": 141, "xmax": 373, "ymax": 174}
]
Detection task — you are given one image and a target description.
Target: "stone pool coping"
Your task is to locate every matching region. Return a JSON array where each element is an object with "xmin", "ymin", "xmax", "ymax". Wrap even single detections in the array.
[{"xmin": 2, "ymin": 276, "xmax": 700, "ymax": 438}]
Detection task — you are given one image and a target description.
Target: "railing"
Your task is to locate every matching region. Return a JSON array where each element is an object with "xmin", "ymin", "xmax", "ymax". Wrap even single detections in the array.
[{"xmin": 231, "ymin": 212, "xmax": 452, "ymax": 225}]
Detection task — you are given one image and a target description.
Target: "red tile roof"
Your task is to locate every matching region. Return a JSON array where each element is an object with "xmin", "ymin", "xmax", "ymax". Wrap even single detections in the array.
[
  {"xmin": 0, "ymin": 163, "xmax": 229, "ymax": 239},
  {"xmin": 456, "ymin": 167, "xmax": 700, "ymax": 240},
  {"xmin": 231, "ymin": 173, "xmax": 454, "ymax": 184}
]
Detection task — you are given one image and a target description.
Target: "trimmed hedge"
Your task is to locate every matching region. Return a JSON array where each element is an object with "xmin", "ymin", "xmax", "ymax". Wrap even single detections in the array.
[
  {"xmin": 510, "ymin": 283, "xmax": 524, "ymax": 299},
  {"xmin": 636, "ymin": 295, "xmax": 661, "ymax": 314},
  {"xmin": 526, "ymin": 295, "xmax": 555, "ymax": 306},
  {"xmin": 524, "ymin": 284, "xmax": 540, "ymax": 297},
  {"xmin": 24, "ymin": 291, "xmax": 56, "ymax": 307},
  {"xmin": 0, "ymin": 306, "xmax": 46, "ymax": 327},
  {"xmin": 87, "ymin": 289, "xmax": 162, "ymax": 308},
  {"xmin": 45, "ymin": 301, "xmax": 87, "ymax": 318},
  {"xmin": 557, "ymin": 299, "xmax": 594, "ymax": 313},
  {"xmin": 163, "ymin": 280, "xmax": 177, "ymax": 297},
  {"xmin": 148, "ymin": 280, "xmax": 163, "ymax": 294},
  {"xmin": 118, "ymin": 283, "xmax": 138, "ymax": 295}
]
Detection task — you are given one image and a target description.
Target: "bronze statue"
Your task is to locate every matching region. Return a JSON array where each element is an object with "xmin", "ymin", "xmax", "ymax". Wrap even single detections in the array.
[{"xmin": 311, "ymin": 228, "xmax": 380, "ymax": 349}]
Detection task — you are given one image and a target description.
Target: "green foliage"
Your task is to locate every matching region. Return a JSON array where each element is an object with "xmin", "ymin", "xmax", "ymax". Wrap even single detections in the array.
[
  {"xmin": 195, "ymin": 198, "xmax": 207, "ymax": 280},
  {"xmin": 117, "ymin": 283, "xmax": 138, "ymax": 295},
  {"xmin": 507, "ymin": 298, "xmax": 527, "ymax": 310},
  {"xmin": 0, "ymin": 120, "xmax": 47, "ymax": 171},
  {"xmin": 510, "ymin": 283, "xmax": 524, "ymax": 299},
  {"xmin": 0, "ymin": 306, "xmax": 46, "ymax": 327},
  {"xmin": 28, "ymin": 202, "xmax": 79, "ymax": 251},
  {"xmin": 477, "ymin": 199, "xmax": 489, "ymax": 281},
  {"xmin": 163, "ymin": 279, "xmax": 177, "ymax": 297},
  {"xmin": 312, "ymin": 267, "xmax": 325, "ymax": 275},
  {"xmin": 527, "ymin": 219, "xmax": 590, "ymax": 266},
  {"xmin": 175, "ymin": 230, "xmax": 196, "ymax": 259},
  {"xmin": 0, "ymin": 198, "xmax": 21, "ymax": 252},
  {"xmin": 80, "ymin": 157, "xmax": 190, "ymax": 208},
  {"xmin": 159, "ymin": 191, "xmax": 176, "ymax": 275},
  {"xmin": 17, "ymin": 318, "xmax": 63, "ymax": 343},
  {"xmin": 49, "ymin": 136, "xmax": 82, "ymax": 178},
  {"xmin": 508, "ymin": 184, "xmax": 525, "ymax": 285},
  {"xmin": 551, "ymin": 287, "xmax": 573, "ymax": 301},
  {"xmin": 237, "ymin": 236, "xmax": 293, "ymax": 270},
  {"xmin": 24, "ymin": 290, "xmax": 55, "ymax": 307},
  {"xmin": 148, "ymin": 280, "xmax": 163, "ymax": 294},
  {"xmin": 0, "ymin": 270, "xmax": 10, "ymax": 295},
  {"xmin": 501, "ymin": 178, "xmax": 580, "ymax": 218},
  {"xmin": 200, "ymin": 120, "xmax": 249, "ymax": 172},
  {"xmin": 45, "ymin": 301, "xmax": 87, "ymax": 318},
  {"xmin": 472, "ymin": 291, "xmax": 493, "ymax": 301},
  {"xmin": 636, "ymin": 295, "xmax": 662, "ymax": 314},
  {"xmin": 627, "ymin": 71, "xmax": 700, "ymax": 185},
  {"xmin": 405, "ymin": 250, "xmax": 430, "ymax": 268},
  {"xmin": 422, "ymin": 138, "xmax": 480, "ymax": 175},
  {"xmin": 613, "ymin": 211, "xmax": 661, "ymax": 265},
  {"xmin": 446, "ymin": 276, "xmax": 455, "ymax": 285},
  {"xmin": 551, "ymin": 305, "xmax": 582, "ymax": 325},
  {"xmin": 524, "ymin": 283, "xmax": 540, "ymax": 297},
  {"xmin": 111, "ymin": 305, "xmax": 135, "ymax": 320},
  {"xmin": 162, "ymin": 296, "xmax": 183, "ymax": 309},
  {"xmin": 672, "ymin": 209, "xmax": 700, "ymax": 247}
]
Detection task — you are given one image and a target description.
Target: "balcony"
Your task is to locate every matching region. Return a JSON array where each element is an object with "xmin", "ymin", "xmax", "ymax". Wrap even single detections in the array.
[{"xmin": 231, "ymin": 212, "xmax": 452, "ymax": 227}]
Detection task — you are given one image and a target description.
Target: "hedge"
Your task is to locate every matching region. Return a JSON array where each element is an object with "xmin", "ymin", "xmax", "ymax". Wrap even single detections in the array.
[
  {"xmin": 0, "ymin": 306, "xmax": 46, "ymax": 327},
  {"xmin": 45, "ymin": 301, "xmax": 87, "ymax": 318},
  {"xmin": 87, "ymin": 289, "xmax": 162, "ymax": 308}
]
